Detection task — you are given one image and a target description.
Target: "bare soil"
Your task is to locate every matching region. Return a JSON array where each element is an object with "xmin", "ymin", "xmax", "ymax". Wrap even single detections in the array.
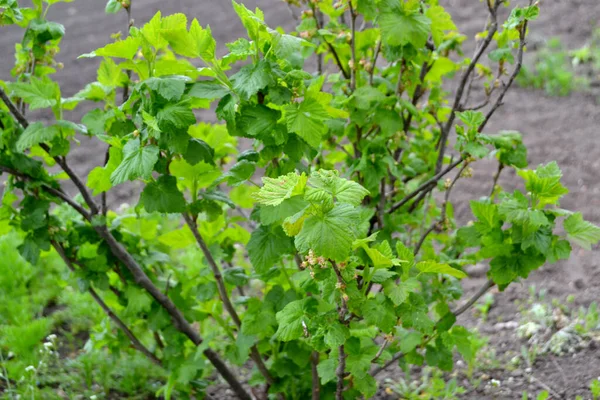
[{"xmin": 1, "ymin": 0, "xmax": 600, "ymax": 398}]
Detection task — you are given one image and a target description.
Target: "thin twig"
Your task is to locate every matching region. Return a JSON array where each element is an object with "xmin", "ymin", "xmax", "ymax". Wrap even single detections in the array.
[
  {"xmin": 489, "ymin": 163, "xmax": 504, "ymax": 197},
  {"xmin": 184, "ymin": 213, "xmax": 275, "ymax": 387},
  {"xmin": 311, "ymin": 3, "xmax": 350, "ymax": 79},
  {"xmin": 52, "ymin": 241, "xmax": 162, "ymax": 367},
  {"xmin": 368, "ymin": 39, "xmax": 381, "ymax": 86},
  {"xmin": 435, "ymin": 0, "xmax": 501, "ymax": 173},
  {"xmin": 413, "ymin": 162, "xmax": 469, "ymax": 256},
  {"xmin": 479, "ymin": 12, "xmax": 529, "ymax": 133},
  {"xmin": 371, "ymin": 339, "xmax": 388, "ymax": 363},
  {"xmin": 389, "ymin": 158, "xmax": 463, "ymax": 214},
  {"xmin": 331, "ymin": 261, "xmax": 348, "ymax": 400},
  {"xmin": 348, "ymin": 2, "xmax": 357, "ymax": 91},
  {"xmin": 452, "ymin": 279, "xmax": 495, "ymax": 317}
]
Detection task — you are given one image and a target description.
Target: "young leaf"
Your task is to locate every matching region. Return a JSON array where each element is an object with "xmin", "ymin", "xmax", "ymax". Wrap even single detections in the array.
[
  {"xmin": 379, "ymin": 3, "xmax": 431, "ymax": 48},
  {"xmin": 8, "ymin": 76, "xmax": 59, "ymax": 111},
  {"xmin": 254, "ymin": 172, "xmax": 307, "ymax": 206},
  {"xmin": 384, "ymin": 277, "xmax": 420, "ymax": 306},
  {"xmin": 306, "ymin": 170, "xmax": 370, "ymax": 206},
  {"xmin": 416, "ymin": 261, "xmax": 467, "ymax": 279},
  {"xmin": 564, "ymin": 212, "xmax": 600, "ymax": 250}
]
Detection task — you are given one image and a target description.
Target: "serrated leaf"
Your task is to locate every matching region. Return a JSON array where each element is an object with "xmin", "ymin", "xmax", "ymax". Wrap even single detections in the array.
[
  {"xmin": 284, "ymin": 98, "xmax": 329, "ymax": 148},
  {"xmin": 143, "ymin": 76, "xmax": 189, "ymax": 101},
  {"xmin": 379, "ymin": 4, "xmax": 431, "ymax": 48},
  {"xmin": 384, "ymin": 277, "xmax": 420, "ymax": 306},
  {"xmin": 188, "ymin": 80, "xmax": 230, "ymax": 100},
  {"xmin": 416, "ymin": 261, "xmax": 466, "ymax": 279},
  {"xmin": 82, "ymin": 36, "xmax": 141, "ymax": 59},
  {"xmin": 295, "ymin": 204, "xmax": 358, "ymax": 262},
  {"xmin": 232, "ymin": 60, "xmax": 273, "ymax": 100},
  {"xmin": 426, "ymin": 5, "xmax": 457, "ymax": 46},
  {"xmin": 157, "ymin": 100, "xmax": 197, "ymax": 130},
  {"xmin": 274, "ymin": 297, "xmax": 317, "ymax": 341},
  {"xmin": 16, "ymin": 122, "xmax": 60, "ymax": 151},
  {"xmin": 254, "ymin": 172, "xmax": 307, "ymax": 206},
  {"xmin": 247, "ymin": 225, "xmax": 294, "ymax": 273},
  {"xmin": 305, "ymin": 169, "xmax": 370, "ymax": 206},
  {"xmin": 184, "ymin": 138, "xmax": 214, "ymax": 166},
  {"xmin": 564, "ymin": 212, "xmax": 600, "ymax": 250},
  {"xmin": 110, "ymin": 139, "xmax": 159, "ymax": 185},
  {"xmin": 140, "ymin": 175, "xmax": 187, "ymax": 213},
  {"xmin": 8, "ymin": 76, "xmax": 59, "ymax": 111}
]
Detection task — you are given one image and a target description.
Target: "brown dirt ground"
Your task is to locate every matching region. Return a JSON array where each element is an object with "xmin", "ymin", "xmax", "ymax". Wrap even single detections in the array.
[{"xmin": 1, "ymin": 0, "xmax": 600, "ymax": 398}]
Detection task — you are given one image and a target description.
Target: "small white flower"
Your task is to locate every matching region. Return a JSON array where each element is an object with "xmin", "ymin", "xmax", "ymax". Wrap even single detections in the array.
[
  {"xmin": 43, "ymin": 342, "xmax": 53, "ymax": 349},
  {"xmin": 25, "ymin": 365, "xmax": 35, "ymax": 373},
  {"xmin": 90, "ymin": 396, "xmax": 98, "ymax": 400},
  {"xmin": 46, "ymin": 334, "xmax": 57, "ymax": 342}
]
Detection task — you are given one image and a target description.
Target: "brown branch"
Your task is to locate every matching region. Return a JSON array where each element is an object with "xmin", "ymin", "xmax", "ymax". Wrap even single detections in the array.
[
  {"xmin": 0, "ymin": 165, "xmax": 92, "ymax": 220},
  {"xmin": 479, "ymin": 16, "xmax": 529, "ymax": 133},
  {"xmin": 331, "ymin": 261, "xmax": 347, "ymax": 400},
  {"xmin": 452, "ymin": 279, "xmax": 495, "ymax": 317},
  {"xmin": 413, "ymin": 162, "xmax": 469, "ymax": 256},
  {"xmin": 435, "ymin": 0, "xmax": 501, "ymax": 173},
  {"xmin": 93, "ymin": 224, "xmax": 251, "ymax": 399},
  {"xmin": 389, "ymin": 158, "xmax": 463, "ymax": 214},
  {"xmin": 368, "ymin": 39, "xmax": 381, "ymax": 86},
  {"xmin": 348, "ymin": 2, "xmax": 357, "ymax": 91},
  {"xmin": 184, "ymin": 213, "xmax": 275, "ymax": 387},
  {"xmin": 489, "ymin": 163, "xmax": 504, "ymax": 197},
  {"xmin": 311, "ymin": 4, "xmax": 350, "ymax": 79},
  {"xmin": 311, "ymin": 351, "xmax": 320, "ymax": 400},
  {"xmin": 52, "ymin": 241, "xmax": 162, "ymax": 367},
  {"xmin": 0, "ymin": 86, "xmax": 99, "ymax": 215}
]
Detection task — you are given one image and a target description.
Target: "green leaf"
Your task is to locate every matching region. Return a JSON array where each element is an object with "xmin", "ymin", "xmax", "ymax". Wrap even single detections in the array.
[
  {"xmin": 305, "ymin": 169, "xmax": 370, "ymax": 206},
  {"xmin": 188, "ymin": 80, "xmax": 230, "ymax": 100},
  {"xmin": 140, "ymin": 175, "xmax": 187, "ymax": 213},
  {"xmin": 87, "ymin": 146, "xmax": 122, "ymax": 195},
  {"xmin": 16, "ymin": 122, "xmax": 60, "ymax": 151},
  {"xmin": 384, "ymin": 277, "xmax": 420, "ymax": 306},
  {"xmin": 235, "ymin": 104, "xmax": 281, "ymax": 138},
  {"xmin": 564, "ymin": 212, "xmax": 600, "ymax": 250},
  {"xmin": 143, "ymin": 76, "xmax": 189, "ymax": 101},
  {"xmin": 8, "ymin": 76, "xmax": 59, "ymax": 111},
  {"xmin": 295, "ymin": 204, "xmax": 359, "ymax": 262},
  {"xmin": 379, "ymin": 4, "xmax": 431, "ymax": 48},
  {"xmin": 517, "ymin": 162, "xmax": 569, "ymax": 207},
  {"xmin": 82, "ymin": 36, "xmax": 141, "ymax": 59},
  {"xmin": 317, "ymin": 357, "xmax": 337, "ymax": 385},
  {"xmin": 105, "ymin": 0, "xmax": 121, "ymax": 14},
  {"xmin": 157, "ymin": 100, "xmax": 197, "ymax": 130},
  {"xmin": 183, "ymin": 138, "xmax": 214, "ymax": 166},
  {"xmin": 232, "ymin": 60, "xmax": 273, "ymax": 100},
  {"xmin": 218, "ymin": 160, "xmax": 255, "ymax": 186},
  {"xmin": 274, "ymin": 297, "xmax": 317, "ymax": 341},
  {"xmin": 247, "ymin": 225, "xmax": 294, "ymax": 273},
  {"xmin": 260, "ymin": 196, "xmax": 308, "ymax": 226},
  {"xmin": 110, "ymin": 139, "xmax": 159, "ymax": 185},
  {"xmin": 457, "ymin": 110, "xmax": 485, "ymax": 129},
  {"xmin": 324, "ymin": 321, "xmax": 348, "ymax": 349},
  {"xmin": 426, "ymin": 5, "xmax": 457, "ymax": 46},
  {"xmin": 416, "ymin": 261, "xmax": 467, "ymax": 279},
  {"xmin": 284, "ymin": 98, "xmax": 329, "ymax": 148},
  {"xmin": 254, "ymin": 172, "xmax": 307, "ymax": 206}
]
